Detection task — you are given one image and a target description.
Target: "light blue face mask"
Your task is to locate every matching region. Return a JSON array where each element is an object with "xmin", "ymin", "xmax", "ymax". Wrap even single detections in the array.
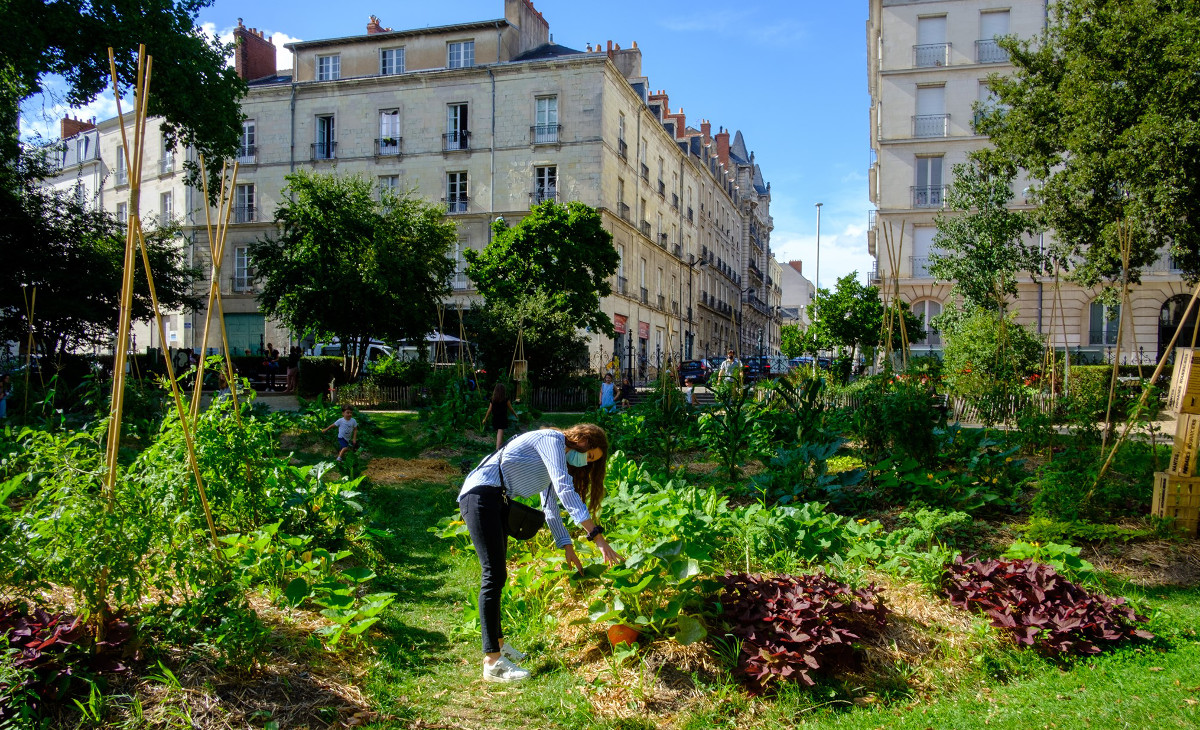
[{"xmin": 566, "ymin": 449, "xmax": 589, "ymax": 467}]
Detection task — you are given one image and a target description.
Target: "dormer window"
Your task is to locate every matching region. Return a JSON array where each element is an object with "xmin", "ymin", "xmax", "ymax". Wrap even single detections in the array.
[{"xmin": 317, "ymin": 54, "xmax": 340, "ymax": 81}]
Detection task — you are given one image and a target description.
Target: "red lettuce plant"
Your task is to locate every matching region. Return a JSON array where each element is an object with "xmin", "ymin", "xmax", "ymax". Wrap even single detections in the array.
[
  {"xmin": 718, "ymin": 571, "xmax": 889, "ymax": 691},
  {"xmin": 943, "ymin": 555, "xmax": 1153, "ymax": 656}
]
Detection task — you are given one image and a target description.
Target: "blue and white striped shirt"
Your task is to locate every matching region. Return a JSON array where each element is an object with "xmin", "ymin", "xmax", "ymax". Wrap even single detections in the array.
[{"xmin": 458, "ymin": 430, "xmax": 591, "ymax": 548}]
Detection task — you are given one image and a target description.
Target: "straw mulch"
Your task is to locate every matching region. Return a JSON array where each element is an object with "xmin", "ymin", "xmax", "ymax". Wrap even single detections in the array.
[{"xmin": 366, "ymin": 457, "xmax": 462, "ymax": 484}]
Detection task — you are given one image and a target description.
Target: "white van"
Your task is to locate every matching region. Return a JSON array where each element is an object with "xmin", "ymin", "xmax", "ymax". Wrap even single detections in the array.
[{"xmin": 309, "ymin": 340, "xmax": 394, "ymax": 364}]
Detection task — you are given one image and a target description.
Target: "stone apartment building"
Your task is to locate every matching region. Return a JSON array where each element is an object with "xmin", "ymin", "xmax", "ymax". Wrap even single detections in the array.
[
  {"xmin": 867, "ymin": 0, "xmax": 1192, "ymax": 364},
  {"xmin": 47, "ymin": 0, "xmax": 780, "ymax": 375}
]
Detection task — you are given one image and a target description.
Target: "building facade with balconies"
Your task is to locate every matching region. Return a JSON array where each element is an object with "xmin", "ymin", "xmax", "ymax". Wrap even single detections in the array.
[{"xmin": 867, "ymin": 0, "xmax": 1192, "ymax": 363}]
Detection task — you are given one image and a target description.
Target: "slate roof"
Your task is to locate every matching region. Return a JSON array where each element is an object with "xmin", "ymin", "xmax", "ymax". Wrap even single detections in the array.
[
  {"xmin": 729, "ymin": 130, "xmax": 750, "ymax": 165},
  {"xmin": 512, "ymin": 42, "xmax": 585, "ymax": 62},
  {"xmin": 753, "ymin": 164, "xmax": 768, "ymax": 195}
]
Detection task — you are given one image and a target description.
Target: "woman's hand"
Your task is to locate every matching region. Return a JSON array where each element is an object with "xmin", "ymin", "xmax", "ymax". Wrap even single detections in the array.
[
  {"xmin": 593, "ymin": 536, "xmax": 623, "ymax": 565},
  {"xmin": 563, "ymin": 544, "xmax": 585, "ymax": 573}
]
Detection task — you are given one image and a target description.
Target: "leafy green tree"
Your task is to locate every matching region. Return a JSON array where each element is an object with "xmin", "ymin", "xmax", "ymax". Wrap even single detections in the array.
[
  {"xmin": 780, "ymin": 323, "xmax": 818, "ymax": 360},
  {"xmin": 940, "ymin": 306, "xmax": 1044, "ymax": 425},
  {"xmin": 979, "ymin": 0, "xmax": 1200, "ymax": 284},
  {"xmin": 808, "ymin": 273, "xmax": 924, "ymax": 358},
  {"xmin": 2, "ymin": 0, "xmax": 246, "ymax": 180},
  {"xmin": 463, "ymin": 293, "xmax": 590, "ymax": 386},
  {"xmin": 0, "ymin": 152, "xmax": 199, "ymax": 359},
  {"xmin": 249, "ymin": 171, "xmax": 456, "ymax": 379},
  {"xmin": 930, "ymin": 157, "xmax": 1040, "ymax": 315},
  {"xmin": 465, "ymin": 201, "xmax": 620, "ymax": 338}
]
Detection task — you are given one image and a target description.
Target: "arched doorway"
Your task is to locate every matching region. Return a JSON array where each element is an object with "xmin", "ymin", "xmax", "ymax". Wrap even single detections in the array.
[{"xmin": 1159, "ymin": 295, "xmax": 1200, "ymax": 359}]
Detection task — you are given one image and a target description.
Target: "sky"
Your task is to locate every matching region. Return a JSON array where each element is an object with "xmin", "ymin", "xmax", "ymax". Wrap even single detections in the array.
[{"xmin": 20, "ymin": 0, "xmax": 873, "ymax": 289}]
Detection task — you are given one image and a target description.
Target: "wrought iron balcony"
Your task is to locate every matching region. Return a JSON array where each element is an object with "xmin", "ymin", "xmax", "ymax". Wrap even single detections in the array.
[
  {"xmin": 671, "ymin": 193, "xmax": 679, "ymax": 210},
  {"xmin": 640, "ymin": 163, "xmax": 649, "ymax": 181},
  {"xmin": 687, "ymin": 207, "xmax": 694, "ymax": 224},
  {"xmin": 976, "ymin": 39, "xmax": 1009, "ymax": 64},
  {"xmin": 530, "ymin": 124, "xmax": 561, "ymax": 145},
  {"xmin": 617, "ymin": 275, "xmax": 628, "ymax": 295},
  {"xmin": 658, "ymin": 232, "xmax": 669, "ymax": 247},
  {"xmin": 868, "ymin": 209, "xmax": 877, "ymax": 229},
  {"xmin": 375, "ymin": 137, "xmax": 403, "ymax": 157},
  {"xmin": 233, "ymin": 205, "xmax": 256, "ymax": 223},
  {"xmin": 311, "ymin": 141, "xmax": 336, "ymax": 160},
  {"xmin": 748, "ymin": 260, "xmax": 763, "ymax": 280},
  {"xmin": 657, "ymin": 294, "xmax": 666, "ymax": 309},
  {"xmin": 640, "ymin": 287, "xmax": 649, "ymax": 304},
  {"xmin": 912, "ymin": 185, "xmax": 948, "ymax": 208},
  {"xmin": 640, "ymin": 220, "xmax": 652, "ymax": 237},
  {"xmin": 672, "ymin": 243, "xmax": 682, "ymax": 257},
  {"xmin": 910, "ymin": 256, "xmax": 933, "ymax": 278},
  {"xmin": 618, "ymin": 139, "xmax": 628, "ymax": 160},
  {"xmin": 913, "ymin": 114, "xmax": 950, "ymax": 138},
  {"xmin": 444, "ymin": 194, "xmax": 469, "ymax": 214},
  {"xmin": 618, "ymin": 202, "xmax": 630, "ymax": 221},
  {"xmin": 443, "ymin": 131, "xmax": 471, "ymax": 152},
  {"xmin": 914, "ymin": 43, "xmax": 951, "ymax": 68},
  {"xmin": 530, "ymin": 187, "xmax": 558, "ymax": 204},
  {"xmin": 657, "ymin": 179, "xmax": 665, "ymax": 197},
  {"xmin": 672, "ymin": 300, "xmax": 679, "ymax": 315},
  {"xmin": 159, "ymin": 157, "xmax": 175, "ymax": 175},
  {"xmin": 231, "ymin": 273, "xmax": 254, "ymax": 292},
  {"xmin": 114, "ymin": 170, "xmax": 128, "ymax": 186},
  {"xmin": 237, "ymin": 145, "xmax": 256, "ymax": 164}
]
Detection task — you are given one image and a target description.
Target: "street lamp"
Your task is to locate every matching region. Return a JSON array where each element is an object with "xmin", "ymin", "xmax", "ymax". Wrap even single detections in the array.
[{"xmin": 814, "ymin": 202, "xmax": 823, "ymax": 293}]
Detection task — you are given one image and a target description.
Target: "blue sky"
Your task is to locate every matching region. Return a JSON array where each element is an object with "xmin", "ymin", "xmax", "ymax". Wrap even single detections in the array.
[{"xmin": 22, "ymin": 0, "xmax": 872, "ymax": 288}]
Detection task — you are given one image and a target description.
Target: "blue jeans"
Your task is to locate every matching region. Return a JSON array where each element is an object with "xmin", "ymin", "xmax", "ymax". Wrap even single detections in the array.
[{"xmin": 460, "ymin": 487, "xmax": 507, "ymax": 654}]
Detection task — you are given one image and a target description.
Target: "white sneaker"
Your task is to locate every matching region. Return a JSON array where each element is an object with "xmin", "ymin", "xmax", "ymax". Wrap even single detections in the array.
[
  {"xmin": 483, "ymin": 656, "xmax": 530, "ymax": 683},
  {"xmin": 500, "ymin": 642, "xmax": 527, "ymax": 662}
]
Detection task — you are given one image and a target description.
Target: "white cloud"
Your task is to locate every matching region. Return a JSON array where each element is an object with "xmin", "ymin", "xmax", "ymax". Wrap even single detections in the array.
[{"xmin": 769, "ymin": 188, "xmax": 875, "ymax": 289}]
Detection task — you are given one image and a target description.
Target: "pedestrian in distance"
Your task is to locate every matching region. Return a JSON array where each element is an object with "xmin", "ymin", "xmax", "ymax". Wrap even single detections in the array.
[
  {"xmin": 457, "ymin": 424, "xmax": 623, "ymax": 683},
  {"xmin": 683, "ymin": 376, "xmax": 696, "ymax": 407},
  {"xmin": 264, "ymin": 343, "xmax": 281, "ymax": 391},
  {"xmin": 322, "ymin": 406, "xmax": 359, "ymax": 462},
  {"xmin": 599, "ymin": 373, "xmax": 616, "ymax": 412},
  {"xmin": 481, "ymin": 382, "xmax": 520, "ymax": 450},
  {"xmin": 717, "ymin": 349, "xmax": 740, "ymax": 384},
  {"xmin": 284, "ymin": 345, "xmax": 301, "ymax": 394},
  {"xmin": 0, "ymin": 373, "xmax": 11, "ymax": 419},
  {"xmin": 617, "ymin": 375, "xmax": 635, "ymax": 409}
]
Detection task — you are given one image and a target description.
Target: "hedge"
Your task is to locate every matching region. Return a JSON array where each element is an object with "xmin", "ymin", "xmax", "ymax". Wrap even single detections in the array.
[
  {"xmin": 299, "ymin": 356, "xmax": 349, "ymax": 397},
  {"xmin": 1067, "ymin": 365, "xmax": 1166, "ymax": 419}
]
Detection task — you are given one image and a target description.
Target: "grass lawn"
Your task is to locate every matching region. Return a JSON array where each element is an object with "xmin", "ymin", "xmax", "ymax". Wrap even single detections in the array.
[{"xmin": 329, "ymin": 412, "xmax": 1200, "ymax": 730}]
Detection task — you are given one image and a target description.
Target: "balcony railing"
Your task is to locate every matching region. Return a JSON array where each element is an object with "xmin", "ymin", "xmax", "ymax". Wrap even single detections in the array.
[
  {"xmin": 640, "ymin": 220, "xmax": 652, "ymax": 237},
  {"xmin": 617, "ymin": 275, "xmax": 628, "ymax": 295},
  {"xmin": 672, "ymin": 243, "xmax": 682, "ymax": 257},
  {"xmin": 976, "ymin": 38, "xmax": 1009, "ymax": 64},
  {"xmin": 233, "ymin": 205, "xmax": 256, "ymax": 223},
  {"xmin": 913, "ymin": 114, "xmax": 950, "ymax": 138},
  {"xmin": 687, "ymin": 207, "xmax": 694, "ymax": 224},
  {"xmin": 1149, "ymin": 253, "xmax": 1185, "ymax": 273},
  {"xmin": 444, "ymin": 195, "xmax": 469, "ymax": 214},
  {"xmin": 311, "ymin": 142, "xmax": 336, "ymax": 160},
  {"xmin": 237, "ymin": 145, "xmax": 256, "ymax": 164},
  {"xmin": 618, "ymin": 202, "xmax": 630, "ymax": 221},
  {"xmin": 231, "ymin": 273, "xmax": 254, "ymax": 292},
  {"xmin": 375, "ymin": 138, "xmax": 403, "ymax": 157},
  {"xmin": 531, "ymin": 187, "xmax": 558, "ymax": 204},
  {"xmin": 658, "ymin": 232, "xmax": 669, "ymax": 248},
  {"xmin": 443, "ymin": 131, "xmax": 471, "ymax": 151},
  {"xmin": 617, "ymin": 139, "xmax": 628, "ymax": 160},
  {"xmin": 530, "ymin": 124, "xmax": 561, "ymax": 145},
  {"xmin": 657, "ymin": 294, "xmax": 666, "ymax": 309},
  {"xmin": 640, "ymin": 287, "xmax": 649, "ymax": 305},
  {"xmin": 657, "ymin": 179, "xmax": 665, "ymax": 197},
  {"xmin": 114, "ymin": 170, "xmax": 128, "ymax": 186},
  {"xmin": 159, "ymin": 157, "xmax": 175, "ymax": 175},
  {"xmin": 910, "ymin": 256, "xmax": 933, "ymax": 278},
  {"xmin": 640, "ymin": 163, "xmax": 649, "ymax": 182},
  {"xmin": 672, "ymin": 300, "xmax": 679, "ymax": 315},
  {"xmin": 671, "ymin": 193, "xmax": 679, "ymax": 210},
  {"xmin": 868, "ymin": 209, "xmax": 877, "ymax": 229},
  {"xmin": 748, "ymin": 260, "xmax": 763, "ymax": 280},
  {"xmin": 912, "ymin": 185, "xmax": 948, "ymax": 208},
  {"xmin": 914, "ymin": 43, "xmax": 951, "ymax": 68}
]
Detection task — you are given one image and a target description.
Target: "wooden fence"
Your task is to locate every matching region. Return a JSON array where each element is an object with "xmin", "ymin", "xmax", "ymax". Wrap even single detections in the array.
[{"xmin": 825, "ymin": 391, "xmax": 1059, "ymax": 423}]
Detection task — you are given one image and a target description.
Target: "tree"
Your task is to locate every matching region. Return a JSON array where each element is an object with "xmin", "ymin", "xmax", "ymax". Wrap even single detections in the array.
[
  {"xmin": 929, "ymin": 157, "xmax": 1040, "ymax": 315},
  {"xmin": 2, "ymin": 0, "xmax": 246, "ymax": 178},
  {"xmin": 465, "ymin": 201, "xmax": 620, "ymax": 338},
  {"xmin": 808, "ymin": 273, "xmax": 924, "ymax": 358},
  {"xmin": 780, "ymin": 323, "xmax": 819, "ymax": 360},
  {"xmin": 464, "ymin": 293, "xmax": 590, "ymax": 386},
  {"xmin": 979, "ymin": 0, "xmax": 1200, "ymax": 285},
  {"xmin": 249, "ymin": 171, "xmax": 456, "ymax": 379},
  {"xmin": 0, "ymin": 152, "xmax": 199, "ymax": 359}
]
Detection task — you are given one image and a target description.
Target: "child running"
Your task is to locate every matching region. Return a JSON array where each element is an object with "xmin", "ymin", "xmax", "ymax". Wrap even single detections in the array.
[
  {"xmin": 481, "ymin": 383, "xmax": 520, "ymax": 450},
  {"xmin": 322, "ymin": 406, "xmax": 359, "ymax": 462}
]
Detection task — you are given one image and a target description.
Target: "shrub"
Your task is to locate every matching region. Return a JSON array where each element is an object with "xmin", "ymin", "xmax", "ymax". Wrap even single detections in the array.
[
  {"xmin": 943, "ymin": 555, "xmax": 1153, "ymax": 656},
  {"xmin": 940, "ymin": 309, "xmax": 1043, "ymax": 424},
  {"xmin": 299, "ymin": 356, "xmax": 348, "ymax": 396},
  {"xmin": 852, "ymin": 377, "xmax": 942, "ymax": 465},
  {"xmin": 368, "ymin": 355, "xmax": 431, "ymax": 387},
  {"xmin": 718, "ymin": 571, "xmax": 889, "ymax": 691}
]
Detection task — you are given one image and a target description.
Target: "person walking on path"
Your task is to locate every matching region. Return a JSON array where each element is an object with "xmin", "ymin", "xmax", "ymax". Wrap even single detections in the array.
[
  {"xmin": 617, "ymin": 375, "xmax": 635, "ymax": 409},
  {"xmin": 683, "ymin": 377, "xmax": 696, "ymax": 407},
  {"xmin": 283, "ymin": 346, "xmax": 301, "ymax": 394},
  {"xmin": 717, "ymin": 349, "xmax": 740, "ymax": 384},
  {"xmin": 0, "ymin": 374, "xmax": 10, "ymax": 419},
  {"xmin": 481, "ymin": 382, "xmax": 520, "ymax": 450},
  {"xmin": 458, "ymin": 425, "xmax": 623, "ymax": 683},
  {"xmin": 322, "ymin": 406, "xmax": 359, "ymax": 462},
  {"xmin": 599, "ymin": 373, "xmax": 616, "ymax": 411}
]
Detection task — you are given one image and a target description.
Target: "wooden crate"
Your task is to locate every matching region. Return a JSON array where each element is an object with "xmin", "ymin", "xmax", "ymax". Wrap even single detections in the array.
[
  {"xmin": 1152, "ymin": 472, "xmax": 1200, "ymax": 536},
  {"xmin": 1169, "ymin": 413, "xmax": 1200, "ymax": 476},
  {"xmin": 1166, "ymin": 348, "xmax": 1200, "ymax": 414}
]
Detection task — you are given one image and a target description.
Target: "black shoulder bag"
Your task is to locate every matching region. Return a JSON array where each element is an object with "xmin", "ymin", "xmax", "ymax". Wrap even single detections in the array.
[{"xmin": 497, "ymin": 449, "xmax": 545, "ymax": 540}]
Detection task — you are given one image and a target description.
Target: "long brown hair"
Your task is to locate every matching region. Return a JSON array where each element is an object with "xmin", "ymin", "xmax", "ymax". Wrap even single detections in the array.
[
  {"xmin": 491, "ymin": 382, "xmax": 508, "ymax": 406},
  {"xmin": 555, "ymin": 423, "xmax": 609, "ymax": 515}
]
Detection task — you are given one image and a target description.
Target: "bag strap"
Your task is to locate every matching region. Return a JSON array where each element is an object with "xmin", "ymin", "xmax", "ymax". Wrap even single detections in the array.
[{"xmin": 496, "ymin": 447, "xmax": 508, "ymax": 502}]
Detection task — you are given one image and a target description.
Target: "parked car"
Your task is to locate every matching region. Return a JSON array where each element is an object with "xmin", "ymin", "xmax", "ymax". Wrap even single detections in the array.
[
  {"xmin": 678, "ymin": 358, "xmax": 714, "ymax": 385},
  {"xmin": 309, "ymin": 340, "xmax": 394, "ymax": 363},
  {"xmin": 743, "ymin": 355, "xmax": 793, "ymax": 381}
]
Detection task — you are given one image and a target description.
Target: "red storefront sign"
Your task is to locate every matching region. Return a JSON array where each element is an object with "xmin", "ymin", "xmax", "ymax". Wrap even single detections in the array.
[
  {"xmin": 613, "ymin": 314, "xmax": 628, "ymax": 334},
  {"xmin": 638, "ymin": 321, "xmax": 650, "ymax": 340}
]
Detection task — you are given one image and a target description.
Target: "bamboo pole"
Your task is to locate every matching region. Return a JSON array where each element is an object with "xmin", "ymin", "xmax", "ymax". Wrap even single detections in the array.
[
  {"xmin": 191, "ymin": 158, "xmax": 241, "ymax": 421},
  {"xmin": 1101, "ymin": 223, "xmax": 1132, "ymax": 451},
  {"xmin": 21, "ymin": 285, "xmax": 36, "ymax": 415}
]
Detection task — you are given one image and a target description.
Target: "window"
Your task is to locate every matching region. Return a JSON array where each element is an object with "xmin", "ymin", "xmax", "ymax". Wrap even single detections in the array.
[
  {"xmin": 446, "ymin": 171, "xmax": 468, "ymax": 213},
  {"xmin": 234, "ymin": 183, "xmax": 255, "ymax": 223},
  {"xmin": 447, "ymin": 40, "xmax": 474, "ymax": 68},
  {"xmin": 239, "ymin": 120, "xmax": 256, "ymax": 161},
  {"xmin": 915, "ymin": 85, "xmax": 947, "ymax": 137},
  {"xmin": 445, "ymin": 103, "xmax": 469, "ymax": 150},
  {"xmin": 115, "ymin": 145, "xmax": 127, "ymax": 184},
  {"xmin": 915, "ymin": 16, "xmax": 948, "ymax": 67},
  {"xmin": 234, "ymin": 246, "xmax": 252, "ymax": 291},
  {"xmin": 315, "ymin": 115, "xmax": 335, "ymax": 159},
  {"xmin": 534, "ymin": 96, "xmax": 558, "ymax": 143},
  {"xmin": 912, "ymin": 300, "xmax": 943, "ymax": 345},
  {"xmin": 534, "ymin": 166, "xmax": 557, "ymax": 204},
  {"xmin": 316, "ymin": 54, "xmax": 340, "ymax": 81},
  {"xmin": 911, "ymin": 226, "xmax": 937, "ymax": 277},
  {"xmin": 160, "ymin": 145, "xmax": 175, "ymax": 174},
  {"xmin": 1090, "ymin": 301, "xmax": 1121, "ymax": 345},
  {"xmin": 160, "ymin": 191, "xmax": 173, "ymax": 223},
  {"xmin": 73, "ymin": 182, "xmax": 86, "ymax": 207},
  {"xmin": 116, "ymin": 202, "xmax": 128, "ymax": 227},
  {"xmin": 617, "ymin": 113, "xmax": 627, "ymax": 159},
  {"xmin": 380, "ymin": 47, "xmax": 405, "ymax": 75},
  {"xmin": 453, "ymin": 239, "xmax": 469, "ymax": 289},
  {"xmin": 914, "ymin": 156, "xmax": 944, "ymax": 207},
  {"xmin": 978, "ymin": 11, "xmax": 1011, "ymax": 63},
  {"xmin": 379, "ymin": 175, "xmax": 400, "ymax": 199},
  {"xmin": 379, "ymin": 109, "xmax": 401, "ymax": 155}
]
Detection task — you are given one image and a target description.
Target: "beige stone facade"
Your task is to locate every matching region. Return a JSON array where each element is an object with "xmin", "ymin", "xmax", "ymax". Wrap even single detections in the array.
[{"xmin": 867, "ymin": 0, "xmax": 1188, "ymax": 365}]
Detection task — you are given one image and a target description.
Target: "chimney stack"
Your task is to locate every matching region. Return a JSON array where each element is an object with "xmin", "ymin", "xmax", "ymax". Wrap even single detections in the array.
[
  {"xmin": 233, "ymin": 18, "xmax": 277, "ymax": 81},
  {"xmin": 366, "ymin": 15, "xmax": 391, "ymax": 34},
  {"xmin": 715, "ymin": 127, "xmax": 730, "ymax": 165},
  {"xmin": 60, "ymin": 115, "xmax": 96, "ymax": 140},
  {"xmin": 700, "ymin": 120, "xmax": 711, "ymax": 140}
]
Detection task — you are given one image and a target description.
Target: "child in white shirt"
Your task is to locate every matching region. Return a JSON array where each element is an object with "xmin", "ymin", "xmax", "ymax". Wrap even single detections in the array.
[{"xmin": 323, "ymin": 406, "xmax": 359, "ymax": 462}]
